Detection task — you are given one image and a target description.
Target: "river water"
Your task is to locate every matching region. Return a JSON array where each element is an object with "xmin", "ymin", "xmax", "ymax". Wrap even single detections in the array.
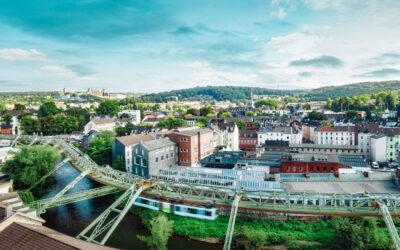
[{"xmin": 41, "ymin": 162, "xmax": 222, "ymax": 250}]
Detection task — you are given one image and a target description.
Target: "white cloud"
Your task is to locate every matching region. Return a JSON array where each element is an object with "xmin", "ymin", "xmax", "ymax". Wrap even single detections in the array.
[
  {"xmin": 271, "ymin": 7, "xmax": 287, "ymax": 19},
  {"xmin": 40, "ymin": 64, "xmax": 97, "ymax": 82},
  {"xmin": 301, "ymin": 0, "xmax": 354, "ymax": 11},
  {"xmin": 266, "ymin": 32, "xmax": 325, "ymax": 54},
  {"xmin": 0, "ymin": 48, "xmax": 49, "ymax": 61}
]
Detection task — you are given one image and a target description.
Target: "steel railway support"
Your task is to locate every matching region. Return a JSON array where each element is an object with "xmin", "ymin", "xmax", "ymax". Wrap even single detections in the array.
[
  {"xmin": 31, "ymin": 186, "xmax": 119, "ymax": 210},
  {"xmin": 77, "ymin": 184, "xmax": 147, "ymax": 245},
  {"xmin": 28, "ymin": 137, "xmax": 38, "ymax": 146},
  {"xmin": 27, "ymin": 158, "xmax": 70, "ymax": 192},
  {"xmin": 223, "ymin": 192, "xmax": 242, "ymax": 250},
  {"xmin": 37, "ymin": 169, "xmax": 91, "ymax": 215},
  {"xmin": 379, "ymin": 202, "xmax": 400, "ymax": 250},
  {"xmin": 10, "ymin": 135, "xmax": 20, "ymax": 147}
]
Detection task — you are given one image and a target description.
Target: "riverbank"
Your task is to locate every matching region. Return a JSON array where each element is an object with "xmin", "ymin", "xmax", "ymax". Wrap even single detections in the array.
[{"xmin": 130, "ymin": 206, "xmax": 395, "ymax": 249}]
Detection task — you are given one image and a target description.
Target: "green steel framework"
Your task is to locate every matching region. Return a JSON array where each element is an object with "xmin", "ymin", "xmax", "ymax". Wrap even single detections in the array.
[{"xmin": 2, "ymin": 134, "xmax": 400, "ymax": 248}]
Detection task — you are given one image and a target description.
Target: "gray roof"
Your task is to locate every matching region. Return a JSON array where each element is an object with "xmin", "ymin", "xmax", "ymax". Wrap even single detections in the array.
[
  {"xmin": 142, "ymin": 138, "xmax": 176, "ymax": 151},
  {"xmin": 116, "ymin": 134, "xmax": 156, "ymax": 146},
  {"xmin": 289, "ymin": 143, "xmax": 358, "ymax": 150},
  {"xmin": 173, "ymin": 128, "xmax": 212, "ymax": 136}
]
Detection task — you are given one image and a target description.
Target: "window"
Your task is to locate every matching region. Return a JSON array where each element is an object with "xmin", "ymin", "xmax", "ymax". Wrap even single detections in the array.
[
  {"xmin": 292, "ymin": 166, "xmax": 296, "ymax": 171},
  {"xmin": 155, "ymin": 157, "xmax": 158, "ymax": 162},
  {"xmin": 161, "ymin": 156, "xmax": 164, "ymax": 160},
  {"xmin": 330, "ymin": 167, "xmax": 334, "ymax": 172},
  {"xmin": 316, "ymin": 167, "xmax": 320, "ymax": 171},
  {"xmin": 299, "ymin": 166, "xmax": 303, "ymax": 171},
  {"xmin": 166, "ymin": 154, "xmax": 169, "ymax": 159},
  {"xmin": 143, "ymin": 159, "xmax": 147, "ymax": 167},
  {"xmin": 323, "ymin": 167, "xmax": 327, "ymax": 172},
  {"xmin": 287, "ymin": 166, "xmax": 290, "ymax": 171},
  {"xmin": 171, "ymin": 152, "xmax": 174, "ymax": 157},
  {"xmin": 310, "ymin": 167, "xmax": 314, "ymax": 171}
]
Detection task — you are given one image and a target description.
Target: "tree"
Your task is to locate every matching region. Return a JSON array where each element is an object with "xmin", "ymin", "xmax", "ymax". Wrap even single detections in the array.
[
  {"xmin": 245, "ymin": 111, "xmax": 255, "ymax": 116},
  {"xmin": 346, "ymin": 110, "xmax": 360, "ymax": 119},
  {"xmin": 303, "ymin": 104, "xmax": 311, "ymax": 110},
  {"xmin": 38, "ymin": 102, "xmax": 60, "ymax": 118},
  {"xmin": 195, "ymin": 117, "xmax": 209, "ymax": 128},
  {"xmin": 305, "ymin": 111, "xmax": 327, "ymax": 121},
  {"xmin": 1, "ymin": 145, "xmax": 60, "ymax": 197},
  {"xmin": 2, "ymin": 113, "xmax": 13, "ymax": 125},
  {"xmin": 200, "ymin": 106, "xmax": 213, "ymax": 116},
  {"xmin": 152, "ymin": 103, "xmax": 161, "ymax": 111},
  {"xmin": 120, "ymin": 113, "xmax": 130, "ymax": 119},
  {"xmin": 87, "ymin": 131, "xmax": 115, "ymax": 166},
  {"xmin": 234, "ymin": 120, "xmax": 246, "ymax": 130},
  {"xmin": 112, "ymin": 156, "xmax": 125, "ymax": 171},
  {"xmin": 157, "ymin": 118, "xmax": 188, "ymax": 128},
  {"xmin": 255, "ymin": 99, "xmax": 279, "ymax": 109},
  {"xmin": 186, "ymin": 108, "xmax": 199, "ymax": 116},
  {"xmin": 0, "ymin": 103, "xmax": 6, "ymax": 113},
  {"xmin": 137, "ymin": 214, "xmax": 173, "ymax": 250},
  {"xmin": 115, "ymin": 126, "xmax": 127, "ymax": 136},
  {"xmin": 330, "ymin": 217, "xmax": 380, "ymax": 250},
  {"xmin": 96, "ymin": 100, "xmax": 119, "ymax": 116},
  {"xmin": 20, "ymin": 116, "xmax": 39, "ymax": 135},
  {"xmin": 14, "ymin": 103, "xmax": 26, "ymax": 110},
  {"xmin": 321, "ymin": 120, "xmax": 331, "ymax": 126},
  {"xmin": 65, "ymin": 107, "xmax": 91, "ymax": 130},
  {"xmin": 366, "ymin": 109, "xmax": 373, "ymax": 120},
  {"xmin": 221, "ymin": 111, "xmax": 233, "ymax": 118},
  {"xmin": 125, "ymin": 122, "xmax": 134, "ymax": 135}
]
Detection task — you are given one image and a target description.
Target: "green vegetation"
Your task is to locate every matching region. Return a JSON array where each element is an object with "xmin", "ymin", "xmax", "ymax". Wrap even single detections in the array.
[
  {"xmin": 345, "ymin": 110, "xmax": 360, "ymax": 119},
  {"xmin": 235, "ymin": 120, "xmax": 246, "ymax": 130},
  {"xmin": 87, "ymin": 131, "xmax": 115, "ymax": 166},
  {"xmin": 38, "ymin": 101, "xmax": 61, "ymax": 118},
  {"xmin": 304, "ymin": 80, "xmax": 400, "ymax": 100},
  {"xmin": 112, "ymin": 155, "xmax": 125, "ymax": 171},
  {"xmin": 255, "ymin": 99, "xmax": 279, "ymax": 109},
  {"xmin": 132, "ymin": 208, "xmax": 394, "ymax": 249},
  {"xmin": 157, "ymin": 118, "xmax": 188, "ymax": 128},
  {"xmin": 21, "ymin": 115, "xmax": 79, "ymax": 135},
  {"xmin": 245, "ymin": 111, "xmax": 255, "ymax": 116},
  {"xmin": 1, "ymin": 113, "xmax": 13, "ymax": 125},
  {"xmin": 1, "ymin": 145, "xmax": 61, "ymax": 199},
  {"xmin": 195, "ymin": 117, "xmax": 209, "ymax": 128},
  {"xmin": 221, "ymin": 111, "xmax": 233, "ymax": 118},
  {"xmin": 304, "ymin": 111, "xmax": 327, "ymax": 121},
  {"xmin": 141, "ymin": 86, "xmax": 298, "ymax": 102},
  {"xmin": 200, "ymin": 106, "xmax": 214, "ymax": 116},
  {"xmin": 96, "ymin": 100, "xmax": 119, "ymax": 116},
  {"xmin": 137, "ymin": 214, "xmax": 173, "ymax": 250}
]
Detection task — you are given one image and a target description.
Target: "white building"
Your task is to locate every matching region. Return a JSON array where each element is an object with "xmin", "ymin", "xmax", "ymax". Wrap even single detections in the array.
[
  {"xmin": 315, "ymin": 126, "xmax": 356, "ymax": 146},
  {"xmin": 261, "ymin": 109, "xmax": 290, "ymax": 116},
  {"xmin": 118, "ymin": 110, "xmax": 141, "ymax": 124},
  {"xmin": 258, "ymin": 127, "xmax": 302, "ymax": 145},
  {"xmin": 84, "ymin": 117, "xmax": 116, "ymax": 134},
  {"xmin": 209, "ymin": 123, "xmax": 239, "ymax": 151},
  {"xmin": 371, "ymin": 134, "xmax": 387, "ymax": 162}
]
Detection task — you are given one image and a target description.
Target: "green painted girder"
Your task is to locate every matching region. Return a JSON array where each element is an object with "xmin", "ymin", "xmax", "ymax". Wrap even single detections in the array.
[
  {"xmin": 77, "ymin": 184, "xmax": 144, "ymax": 245},
  {"xmin": 223, "ymin": 192, "xmax": 242, "ymax": 250},
  {"xmin": 379, "ymin": 202, "xmax": 400, "ymax": 250},
  {"xmin": 36, "ymin": 169, "xmax": 91, "ymax": 215},
  {"xmin": 31, "ymin": 186, "xmax": 119, "ymax": 210}
]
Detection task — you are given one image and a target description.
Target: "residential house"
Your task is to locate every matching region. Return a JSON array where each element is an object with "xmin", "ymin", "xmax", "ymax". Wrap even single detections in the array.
[
  {"xmin": 258, "ymin": 126, "xmax": 302, "ymax": 145},
  {"xmin": 84, "ymin": 116, "xmax": 116, "ymax": 134},
  {"xmin": 131, "ymin": 138, "xmax": 177, "ymax": 177},
  {"xmin": 118, "ymin": 110, "xmax": 141, "ymax": 124},
  {"xmin": 289, "ymin": 144, "xmax": 358, "ymax": 155},
  {"xmin": 239, "ymin": 130, "xmax": 258, "ymax": 151},
  {"xmin": 315, "ymin": 126, "xmax": 356, "ymax": 146}
]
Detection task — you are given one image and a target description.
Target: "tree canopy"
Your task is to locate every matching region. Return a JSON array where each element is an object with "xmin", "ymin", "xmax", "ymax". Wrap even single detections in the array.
[
  {"xmin": 96, "ymin": 100, "xmax": 119, "ymax": 116},
  {"xmin": 87, "ymin": 131, "xmax": 115, "ymax": 166},
  {"xmin": 38, "ymin": 102, "xmax": 60, "ymax": 118},
  {"xmin": 138, "ymin": 214, "xmax": 173, "ymax": 250},
  {"xmin": 157, "ymin": 118, "xmax": 187, "ymax": 128}
]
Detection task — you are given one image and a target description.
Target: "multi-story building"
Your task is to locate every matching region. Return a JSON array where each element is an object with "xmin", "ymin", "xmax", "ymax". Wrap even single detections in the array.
[
  {"xmin": 167, "ymin": 128, "xmax": 216, "ymax": 166},
  {"xmin": 130, "ymin": 138, "xmax": 177, "ymax": 178},
  {"xmin": 289, "ymin": 144, "xmax": 358, "ymax": 155},
  {"xmin": 209, "ymin": 122, "xmax": 239, "ymax": 151},
  {"xmin": 258, "ymin": 127, "xmax": 302, "ymax": 145},
  {"xmin": 281, "ymin": 153, "xmax": 368, "ymax": 174},
  {"xmin": 112, "ymin": 134, "xmax": 157, "ymax": 171},
  {"xmin": 239, "ymin": 130, "xmax": 258, "ymax": 151},
  {"xmin": 84, "ymin": 116, "xmax": 116, "ymax": 134},
  {"xmin": 371, "ymin": 134, "xmax": 387, "ymax": 162},
  {"xmin": 118, "ymin": 110, "xmax": 141, "ymax": 124},
  {"xmin": 315, "ymin": 126, "xmax": 356, "ymax": 146}
]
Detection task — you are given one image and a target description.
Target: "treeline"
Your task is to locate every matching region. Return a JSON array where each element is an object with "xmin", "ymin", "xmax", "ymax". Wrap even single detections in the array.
[
  {"xmin": 140, "ymin": 86, "xmax": 300, "ymax": 102},
  {"xmin": 304, "ymin": 80, "xmax": 400, "ymax": 100}
]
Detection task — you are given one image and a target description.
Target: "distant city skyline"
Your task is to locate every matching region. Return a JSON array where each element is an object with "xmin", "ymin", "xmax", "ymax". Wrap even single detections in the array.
[{"xmin": 0, "ymin": 0, "xmax": 399, "ymax": 92}]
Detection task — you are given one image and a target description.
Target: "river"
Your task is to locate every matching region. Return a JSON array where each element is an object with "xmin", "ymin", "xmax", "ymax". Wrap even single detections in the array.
[{"xmin": 40, "ymin": 162, "xmax": 222, "ymax": 250}]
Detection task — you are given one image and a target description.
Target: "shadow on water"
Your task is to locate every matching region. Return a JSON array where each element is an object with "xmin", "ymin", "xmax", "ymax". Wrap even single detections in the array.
[{"xmin": 41, "ymin": 161, "xmax": 222, "ymax": 250}]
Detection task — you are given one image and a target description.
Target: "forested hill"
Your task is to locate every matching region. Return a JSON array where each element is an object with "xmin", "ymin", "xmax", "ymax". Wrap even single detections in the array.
[
  {"xmin": 141, "ymin": 86, "xmax": 301, "ymax": 102},
  {"xmin": 304, "ymin": 80, "xmax": 400, "ymax": 100}
]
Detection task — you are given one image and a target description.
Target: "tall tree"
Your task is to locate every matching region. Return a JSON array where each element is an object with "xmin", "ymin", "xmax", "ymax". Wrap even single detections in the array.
[
  {"xmin": 96, "ymin": 100, "xmax": 119, "ymax": 116},
  {"xmin": 2, "ymin": 113, "xmax": 13, "ymax": 125},
  {"xmin": 38, "ymin": 102, "xmax": 60, "ymax": 118},
  {"xmin": 138, "ymin": 214, "xmax": 173, "ymax": 250}
]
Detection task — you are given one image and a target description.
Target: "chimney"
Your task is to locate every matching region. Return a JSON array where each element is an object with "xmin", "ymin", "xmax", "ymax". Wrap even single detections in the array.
[{"xmin": 5, "ymin": 203, "xmax": 13, "ymax": 218}]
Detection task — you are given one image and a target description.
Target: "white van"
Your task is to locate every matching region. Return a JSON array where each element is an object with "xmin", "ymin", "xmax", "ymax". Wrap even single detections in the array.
[{"xmin": 371, "ymin": 162, "xmax": 379, "ymax": 169}]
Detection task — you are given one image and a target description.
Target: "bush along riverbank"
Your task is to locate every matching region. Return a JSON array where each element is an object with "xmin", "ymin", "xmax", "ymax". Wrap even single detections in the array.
[{"xmin": 130, "ymin": 206, "xmax": 397, "ymax": 249}]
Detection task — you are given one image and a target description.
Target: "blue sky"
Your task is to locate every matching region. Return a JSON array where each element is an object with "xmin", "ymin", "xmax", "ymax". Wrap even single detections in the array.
[{"xmin": 0, "ymin": 0, "xmax": 399, "ymax": 92}]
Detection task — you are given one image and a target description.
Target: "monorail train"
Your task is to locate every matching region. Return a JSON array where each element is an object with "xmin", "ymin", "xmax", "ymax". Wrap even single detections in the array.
[{"xmin": 133, "ymin": 196, "xmax": 218, "ymax": 220}]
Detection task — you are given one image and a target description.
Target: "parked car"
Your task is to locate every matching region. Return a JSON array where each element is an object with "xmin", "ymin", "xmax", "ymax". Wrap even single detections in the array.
[{"xmin": 371, "ymin": 162, "xmax": 379, "ymax": 169}]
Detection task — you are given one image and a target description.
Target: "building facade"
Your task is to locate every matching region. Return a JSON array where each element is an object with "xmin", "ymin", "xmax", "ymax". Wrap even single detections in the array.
[
  {"xmin": 258, "ymin": 127, "xmax": 302, "ymax": 145},
  {"xmin": 239, "ymin": 130, "xmax": 258, "ymax": 151},
  {"xmin": 315, "ymin": 126, "xmax": 356, "ymax": 146}
]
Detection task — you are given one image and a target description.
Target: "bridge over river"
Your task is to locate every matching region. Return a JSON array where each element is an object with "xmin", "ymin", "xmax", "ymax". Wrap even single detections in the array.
[{"xmin": 2, "ymin": 134, "xmax": 400, "ymax": 250}]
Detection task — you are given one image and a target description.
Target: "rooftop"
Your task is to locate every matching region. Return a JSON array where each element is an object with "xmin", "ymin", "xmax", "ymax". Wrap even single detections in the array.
[
  {"xmin": 116, "ymin": 134, "xmax": 156, "ymax": 146},
  {"xmin": 142, "ymin": 138, "xmax": 176, "ymax": 151},
  {"xmin": 289, "ymin": 143, "xmax": 358, "ymax": 150}
]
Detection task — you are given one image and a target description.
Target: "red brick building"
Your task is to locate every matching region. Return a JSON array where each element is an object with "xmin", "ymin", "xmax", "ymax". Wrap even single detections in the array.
[
  {"xmin": 167, "ymin": 128, "xmax": 216, "ymax": 166},
  {"xmin": 0, "ymin": 125, "xmax": 13, "ymax": 135},
  {"xmin": 281, "ymin": 153, "xmax": 351, "ymax": 174},
  {"xmin": 239, "ymin": 130, "xmax": 258, "ymax": 151}
]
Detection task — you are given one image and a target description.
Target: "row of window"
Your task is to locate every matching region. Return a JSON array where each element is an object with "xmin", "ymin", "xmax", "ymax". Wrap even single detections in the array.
[
  {"xmin": 180, "ymin": 137, "xmax": 189, "ymax": 142},
  {"xmin": 180, "ymin": 158, "xmax": 189, "ymax": 163},
  {"xmin": 299, "ymin": 148, "xmax": 354, "ymax": 153},
  {"xmin": 155, "ymin": 153, "xmax": 174, "ymax": 162},
  {"xmin": 286, "ymin": 166, "xmax": 334, "ymax": 172},
  {"xmin": 240, "ymin": 139, "xmax": 257, "ymax": 145},
  {"xmin": 179, "ymin": 148, "xmax": 189, "ymax": 152}
]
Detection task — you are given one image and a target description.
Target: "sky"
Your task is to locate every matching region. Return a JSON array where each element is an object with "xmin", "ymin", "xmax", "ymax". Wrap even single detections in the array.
[{"xmin": 0, "ymin": 0, "xmax": 399, "ymax": 93}]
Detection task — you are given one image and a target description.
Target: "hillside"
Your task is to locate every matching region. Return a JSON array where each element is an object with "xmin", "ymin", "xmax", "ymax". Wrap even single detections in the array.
[
  {"xmin": 304, "ymin": 80, "xmax": 400, "ymax": 100},
  {"xmin": 141, "ymin": 86, "xmax": 301, "ymax": 102}
]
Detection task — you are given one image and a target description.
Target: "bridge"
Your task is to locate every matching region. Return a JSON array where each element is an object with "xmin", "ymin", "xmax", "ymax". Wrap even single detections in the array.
[{"xmin": 2, "ymin": 134, "xmax": 400, "ymax": 250}]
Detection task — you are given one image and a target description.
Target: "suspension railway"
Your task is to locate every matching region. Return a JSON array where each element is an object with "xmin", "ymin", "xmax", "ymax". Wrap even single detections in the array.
[{"xmin": 2, "ymin": 134, "xmax": 400, "ymax": 250}]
